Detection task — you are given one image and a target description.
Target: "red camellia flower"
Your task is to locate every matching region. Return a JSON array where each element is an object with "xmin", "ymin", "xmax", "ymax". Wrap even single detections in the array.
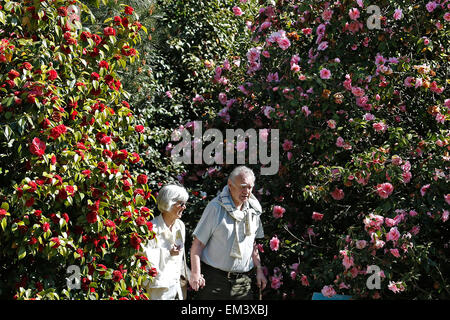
[
  {"xmin": 8, "ymin": 69, "xmax": 20, "ymax": 80},
  {"xmin": 99, "ymin": 60, "xmax": 109, "ymax": 69},
  {"xmin": 47, "ymin": 69, "xmax": 58, "ymax": 81},
  {"xmin": 25, "ymin": 197, "xmax": 35, "ymax": 207},
  {"xmin": 51, "ymin": 237, "xmax": 61, "ymax": 249},
  {"xmin": 124, "ymin": 5, "xmax": 134, "ymax": 15},
  {"xmin": 86, "ymin": 210, "xmax": 98, "ymax": 224},
  {"xmin": 148, "ymin": 267, "xmax": 157, "ymax": 277},
  {"xmin": 130, "ymin": 233, "xmax": 142, "ymax": 250},
  {"xmin": 135, "ymin": 125, "xmax": 145, "ymax": 133},
  {"xmin": 0, "ymin": 209, "xmax": 7, "ymax": 220},
  {"xmin": 97, "ymin": 161, "xmax": 108, "ymax": 174},
  {"xmin": 42, "ymin": 222, "xmax": 50, "ymax": 232},
  {"xmin": 57, "ymin": 6, "xmax": 68, "ymax": 17},
  {"xmin": 137, "ymin": 174, "xmax": 148, "ymax": 185},
  {"xmin": 29, "ymin": 138, "xmax": 46, "ymax": 157},
  {"xmin": 103, "ymin": 27, "xmax": 116, "ymax": 37},
  {"xmin": 49, "ymin": 124, "xmax": 67, "ymax": 139},
  {"xmin": 96, "ymin": 132, "xmax": 112, "ymax": 145},
  {"xmin": 112, "ymin": 270, "xmax": 123, "ymax": 282},
  {"xmin": 90, "ymin": 72, "xmax": 100, "ymax": 81}
]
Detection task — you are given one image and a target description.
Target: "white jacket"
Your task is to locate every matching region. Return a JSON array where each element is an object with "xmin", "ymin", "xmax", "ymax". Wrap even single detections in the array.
[{"xmin": 142, "ymin": 214, "xmax": 186, "ymax": 297}]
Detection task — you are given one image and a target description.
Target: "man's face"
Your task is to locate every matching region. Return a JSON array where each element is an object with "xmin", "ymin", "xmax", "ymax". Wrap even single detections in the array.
[{"xmin": 228, "ymin": 173, "xmax": 254, "ymax": 207}]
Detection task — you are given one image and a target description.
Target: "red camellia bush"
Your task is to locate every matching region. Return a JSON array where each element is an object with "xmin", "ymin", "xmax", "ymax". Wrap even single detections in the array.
[{"xmin": 0, "ymin": 0, "xmax": 156, "ymax": 299}]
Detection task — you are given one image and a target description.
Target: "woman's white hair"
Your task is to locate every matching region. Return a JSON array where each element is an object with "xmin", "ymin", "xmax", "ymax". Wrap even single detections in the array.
[
  {"xmin": 228, "ymin": 166, "xmax": 255, "ymax": 183},
  {"xmin": 156, "ymin": 184, "xmax": 189, "ymax": 212}
]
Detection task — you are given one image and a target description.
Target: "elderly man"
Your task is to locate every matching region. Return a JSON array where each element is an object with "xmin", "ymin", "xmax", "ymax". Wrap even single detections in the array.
[{"xmin": 189, "ymin": 166, "xmax": 267, "ymax": 299}]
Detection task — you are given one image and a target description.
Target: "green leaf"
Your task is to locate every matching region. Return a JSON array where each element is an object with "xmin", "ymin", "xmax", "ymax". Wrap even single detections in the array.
[
  {"xmin": 18, "ymin": 246, "xmax": 27, "ymax": 260},
  {"xmin": 1, "ymin": 202, "xmax": 9, "ymax": 211}
]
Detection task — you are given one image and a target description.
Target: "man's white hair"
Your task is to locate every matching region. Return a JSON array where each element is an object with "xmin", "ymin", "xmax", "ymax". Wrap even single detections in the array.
[
  {"xmin": 228, "ymin": 166, "xmax": 255, "ymax": 183},
  {"xmin": 156, "ymin": 184, "xmax": 189, "ymax": 212}
]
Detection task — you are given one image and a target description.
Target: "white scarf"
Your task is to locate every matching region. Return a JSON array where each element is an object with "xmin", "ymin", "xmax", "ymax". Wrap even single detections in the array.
[{"xmin": 215, "ymin": 186, "xmax": 262, "ymax": 259}]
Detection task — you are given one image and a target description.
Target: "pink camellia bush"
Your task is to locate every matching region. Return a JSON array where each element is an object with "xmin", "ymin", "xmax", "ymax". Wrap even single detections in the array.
[{"xmin": 177, "ymin": 0, "xmax": 449, "ymax": 300}]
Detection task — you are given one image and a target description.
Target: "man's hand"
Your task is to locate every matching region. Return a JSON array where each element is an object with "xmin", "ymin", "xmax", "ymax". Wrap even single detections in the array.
[
  {"xmin": 256, "ymin": 267, "xmax": 267, "ymax": 291},
  {"xmin": 189, "ymin": 272, "xmax": 205, "ymax": 291}
]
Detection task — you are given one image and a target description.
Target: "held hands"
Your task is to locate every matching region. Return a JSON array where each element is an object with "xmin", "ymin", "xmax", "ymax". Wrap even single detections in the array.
[{"xmin": 189, "ymin": 272, "xmax": 205, "ymax": 291}]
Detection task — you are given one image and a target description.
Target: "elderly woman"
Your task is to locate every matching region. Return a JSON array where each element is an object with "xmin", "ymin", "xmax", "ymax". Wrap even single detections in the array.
[{"xmin": 142, "ymin": 184, "xmax": 190, "ymax": 300}]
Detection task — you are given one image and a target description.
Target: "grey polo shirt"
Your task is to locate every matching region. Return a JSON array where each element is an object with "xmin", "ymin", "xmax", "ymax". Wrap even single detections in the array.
[{"xmin": 193, "ymin": 197, "xmax": 264, "ymax": 273}]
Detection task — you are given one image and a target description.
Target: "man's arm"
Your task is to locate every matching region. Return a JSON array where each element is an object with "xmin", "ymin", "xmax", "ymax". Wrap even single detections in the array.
[
  {"xmin": 189, "ymin": 237, "xmax": 206, "ymax": 291},
  {"xmin": 252, "ymin": 242, "xmax": 267, "ymax": 290}
]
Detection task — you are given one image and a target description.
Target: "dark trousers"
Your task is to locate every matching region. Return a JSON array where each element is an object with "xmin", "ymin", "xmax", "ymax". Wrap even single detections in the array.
[{"xmin": 195, "ymin": 262, "xmax": 255, "ymax": 300}]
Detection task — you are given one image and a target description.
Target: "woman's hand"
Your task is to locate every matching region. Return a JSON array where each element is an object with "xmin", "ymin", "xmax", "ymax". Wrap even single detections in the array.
[{"xmin": 170, "ymin": 244, "xmax": 181, "ymax": 256}]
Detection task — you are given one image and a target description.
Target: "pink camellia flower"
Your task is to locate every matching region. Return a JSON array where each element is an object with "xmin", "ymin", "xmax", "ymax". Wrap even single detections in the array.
[
  {"xmin": 282, "ymin": 139, "xmax": 293, "ymax": 151},
  {"xmin": 442, "ymin": 210, "xmax": 449, "ymax": 223},
  {"xmin": 301, "ymin": 275, "xmax": 309, "ymax": 286},
  {"xmin": 336, "ymin": 136, "xmax": 345, "ymax": 147},
  {"xmin": 390, "ymin": 248, "xmax": 401, "ymax": 258},
  {"xmin": 425, "ymin": 1, "xmax": 437, "ymax": 12},
  {"xmin": 312, "ymin": 212, "xmax": 324, "ymax": 221},
  {"xmin": 373, "ymin": 122, "xmax": 387, "ymax": 132},
  {"xmin": 386, "ymin": 227, "xmax": 401, "ymax": 242},
  {"xmin": 259, "ymin": 21, "xmax": 272, "ymax": 32},
  {"xmin": 445, "ymin": 194, "xmax": 450, "ymax": 205},
  {"xmin": 321, "ymin": 285, "xmax": 336, "ymax": 298},
  {"xmin": 193, "ymin": 94, "xmax": 205, "ymax": 103},
  {"xmin": 327, "ymin": 119, "xmax": 336, "ymax": 129},
  {"xmin": 232, "ymin": 6, "xmax": 243, "ymax": 16},
  {"xmin": 391, "ymin": 155, "xmax": 402, "ymax": 166},
  {"xmin": 402, "ymin": 171, "xmax": 412, "ymax": 184},
  {"xmin": 363, "ymin": 113, "xmax": 375, "ymax": 121},
  {"xmin": 317, "ymin": 41, "xmax": 328, "ymax": 51},
  {"xmin": 376, "ymin": 182, "xmax": 394, "ymax": 199},
  {"xmin": 302, "ymin": 106, "xmax": 311, "ymax": 117},
  {"xmin": 322, "ymin": 9, "xmax": 333, "ymax": 21},
  {"xmin": 270, "ymin": 236, "xmax": 280, "ymax": 251},
  {"xmin": 270, "ymin": 275, "xmax": 283, "ymax": 289},
  {"xmin": 331, "ymin": 187, "xmax": 345, "ymax": 200},
  {"xmin": 444, "ymin": 12, "xmax": 450, "ymax": 22},
  {"xmin": 388, "ymin": 281, "xmax": 405, "ymax": 293},
  {"xmin": 349, "ymin": 8, "xmax": 360, "ymax": 20},
  {"xmin": 393, "ymin": 8, "xmax": 403, "ymax": 20},
  {"xmin": 277, "ymin": 37, "xmax": 291, "ymax": 50},
  {"xmin": 319, "ymin": 68, "xmax": 331, "ymax": 79},
  {"xmin": 272, "ymin": 206, "xmax": 285, "ymax": 219},
  {"xmin": 355, "ymin": 240, "xmax": 367, "ymax": 249},
  {"xmin": 385, "ymin": 218, "xmax": 398, "ymax": 227},
  {"xmin": 342, "ymin": 255, "xmax": 354, "ymax": 270},
  {"xmin": 420, "ymin": 184, "xmax": 430, "ymax": 197}
]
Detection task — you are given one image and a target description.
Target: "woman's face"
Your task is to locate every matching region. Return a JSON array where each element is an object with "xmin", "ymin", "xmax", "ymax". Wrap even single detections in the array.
[{"xmin": 167, "ymin": 199, "xmax": 186, "ymax": 220}]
